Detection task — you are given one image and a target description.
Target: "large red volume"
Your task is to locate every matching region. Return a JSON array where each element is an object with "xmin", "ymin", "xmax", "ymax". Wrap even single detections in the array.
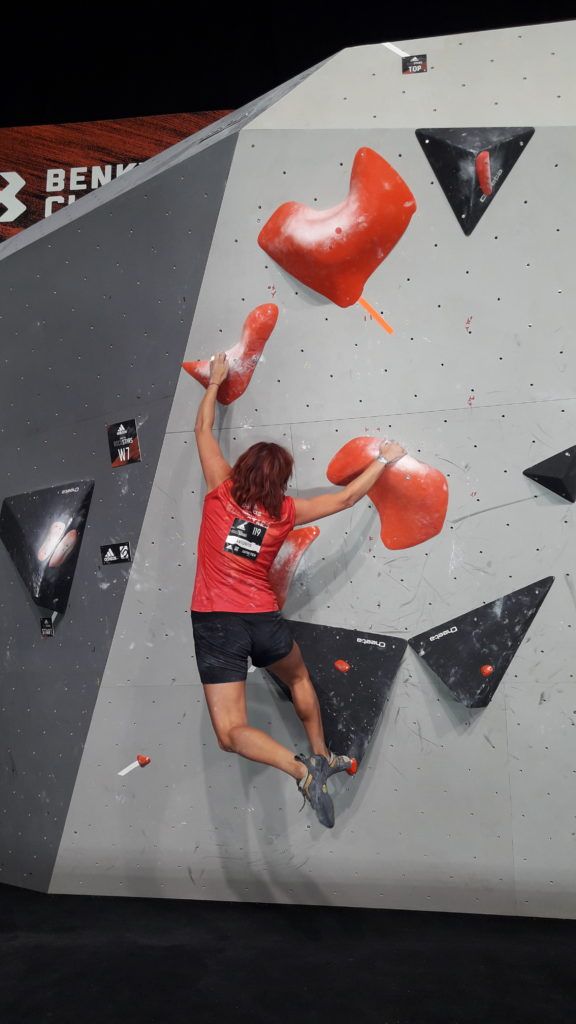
[
  {"xmin": 258, "ymin": 148, "xmax": 416, "ymax": 308},
  {"xmin": 327, "ymin": 437, "xmax": 448, "ymax": 549},
  {"xmin": 269, "ymin": 526, "xmax": 320, "ymax": 608},
  {"xmin": 182, "ymin": 304, "xmax": 279, "ymax": 405}
]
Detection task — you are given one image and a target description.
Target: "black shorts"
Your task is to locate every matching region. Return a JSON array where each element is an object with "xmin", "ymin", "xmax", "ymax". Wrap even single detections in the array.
[{"xmin": 191, "ymin": 610, "xmax": 294, "ymax": 684}]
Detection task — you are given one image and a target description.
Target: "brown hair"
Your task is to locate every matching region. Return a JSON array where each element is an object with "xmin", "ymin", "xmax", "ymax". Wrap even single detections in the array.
[{"xmin": 231, "ymin": 442, "xmax": 294, "ymax": 520}]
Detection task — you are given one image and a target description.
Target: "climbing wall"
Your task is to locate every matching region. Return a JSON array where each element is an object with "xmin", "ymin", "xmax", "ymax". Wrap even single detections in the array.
[{"xmin": 2, "ymin": 21, "xmax": 576, "ymax": 918}]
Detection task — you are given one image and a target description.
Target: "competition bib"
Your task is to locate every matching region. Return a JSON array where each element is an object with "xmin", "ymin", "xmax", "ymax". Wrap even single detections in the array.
[{"xmin": 224, "ymin": 518, "xmax": 268, "ymax": 561}]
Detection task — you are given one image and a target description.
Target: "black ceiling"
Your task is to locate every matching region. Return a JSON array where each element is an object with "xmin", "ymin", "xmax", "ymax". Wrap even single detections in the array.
[{"xmin": 3, "ymin": 7, "xmax": 573, "ymax": 127}]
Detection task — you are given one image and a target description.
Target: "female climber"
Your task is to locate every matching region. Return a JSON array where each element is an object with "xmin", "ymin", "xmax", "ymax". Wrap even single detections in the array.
[{"xmin": 191, "ymin": 352, "xmax": 407, "ymax": 829}]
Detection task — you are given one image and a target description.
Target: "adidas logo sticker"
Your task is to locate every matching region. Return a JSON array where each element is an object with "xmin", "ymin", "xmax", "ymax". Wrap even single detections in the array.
[
  {"xmin": 103, "ymin": 548, "xmax": 116, "ymax": 562},
  {"xmin": 116, "ymin": 424, "xmax": 127, "ymax": 436}
]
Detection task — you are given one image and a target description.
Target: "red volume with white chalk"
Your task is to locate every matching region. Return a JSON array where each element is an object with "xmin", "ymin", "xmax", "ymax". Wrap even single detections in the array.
[
  {"xmin": 269, "ymin": 526, "xmax": 320, "ymax": 608},
  {"xmin": 182, "ymin": 304, "xmax": 278, "ymax": 405}
]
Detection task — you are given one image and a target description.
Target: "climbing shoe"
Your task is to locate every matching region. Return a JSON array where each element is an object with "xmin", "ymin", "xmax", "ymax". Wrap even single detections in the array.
[
  {"xmin": 327, "ymin": 751, "xmax": 358, "ymax": 777},
  {"xmin": 295, "ymin": 754, "xmax": 335, "ymax": 829}
]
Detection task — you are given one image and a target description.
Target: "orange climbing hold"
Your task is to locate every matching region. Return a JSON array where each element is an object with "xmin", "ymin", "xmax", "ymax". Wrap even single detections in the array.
[
  {"xmin": 137, "ymin": 754, "xmax": 151, "ymax": 767},
  {"xmin": 357, "ymin": 296, "xmax": 394, "ymax": 335},
  {"xmin": 269, "ymin": 526, "xmax": 320, "ymax": 608},
  {"xmin": 475, "ymin": 150, "xmax": 492, "ymax": 196},
  {"xmin": 182, "ymin": 303, "xmax": 278, "ymax": 405},
  {"xmin": 258, "ymin": 148, "xmax": 416, "ymax": 308},
  {"xmin": 479, "ymin": 664, "xmax": 494, "ymax": 678},
  {"xmin": 327, "ymin": 437, "xmax": 448, "ymax": 549}
]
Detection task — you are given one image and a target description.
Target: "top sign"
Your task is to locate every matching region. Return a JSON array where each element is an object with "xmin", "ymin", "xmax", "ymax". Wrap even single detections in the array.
[{"xmin": 402, "ymin": 54, "xmax": 427, "ymax": 75}]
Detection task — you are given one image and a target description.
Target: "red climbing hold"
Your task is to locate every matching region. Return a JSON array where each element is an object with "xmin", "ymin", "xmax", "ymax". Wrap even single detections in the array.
[
  {"xmin": 475, "ymin": 150, "xmax": 492, "ymax": 196},
  {"xmin": 269, "ymin": 526, "xmax": 320, "ymax": 608},
  {"xmin": 327, "ymin": 437, "xmax": 448, "ymax": 549},
  {"xmin": 137, "ymin": 754, "xmax": 151, "ymax": 767},
  {"xmin": 182, "ymin": 303, "xmax": 278, "ymax": 405},
  {"xmin": 346, "ymin": 757, "xmax": 359, "ymax": 776},
  {"xmin": 334, "ymin": 659, "xmax": 351, "ymax": 673},
  {"xmin": 258, "ymin": 148, "xmax": 416, "ymax": 308},
  {"xmin": 327, "ymin": 437, "xmax": 382, "ymax": 487},
  {"xmin": 479, "ymin": 664, "xmax": 494, "ymax": 678}
]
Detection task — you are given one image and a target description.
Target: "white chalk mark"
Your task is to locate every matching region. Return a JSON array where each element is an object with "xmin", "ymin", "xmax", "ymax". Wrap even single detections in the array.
[
  {"xmin": 564, "ymin": 574, "xmax": 576, "ymax": 611},
  {"xmin": 383, "ymin": 42, "xmax": 410, "ymax": 58},
  {"xmin": 166, "ymin": 395, "xmax": 576, "ymax": 438},
  {"xmin": 404, "ymin": 722, "xmax": 443, "ymax": 749},
  {"xmin": 451, "ymin": 496, "xmax": 537, "ymax": 524}
]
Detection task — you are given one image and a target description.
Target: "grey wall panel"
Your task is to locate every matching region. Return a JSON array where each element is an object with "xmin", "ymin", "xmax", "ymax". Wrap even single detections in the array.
[
  {"xmin": 0, "ymin": 138, "xmax": 236, "ymax": 446},
  {"xmin": 37, "ymin": 25, "xmax": 576, "ymax": 916},
  {"xmin": 0, "ymin": 136, "xmax": 238, "ymax": 890},
  {"xmin": 509, "ymin": 681, "xmax": 576, "ymax": 918},
  {"xmin": 249, "ymin": 22, "xmax": 576, "ymax": 129},
  {"xmin": 168, "ymin": 128, "xmax": 575, "ymax": 435},
  {"xmin": 51, "ymin": 661, "xmax": 517, "ymax": 915}
]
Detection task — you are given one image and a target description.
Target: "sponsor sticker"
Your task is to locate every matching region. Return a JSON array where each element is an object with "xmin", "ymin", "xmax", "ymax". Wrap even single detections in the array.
[
  {"xmin": 107, "ymin": 419, "xmax": 141, "ymax": 467},
  {"xmin": 100, "ymin": 541, "xmax": 132, "ymax": 565}
]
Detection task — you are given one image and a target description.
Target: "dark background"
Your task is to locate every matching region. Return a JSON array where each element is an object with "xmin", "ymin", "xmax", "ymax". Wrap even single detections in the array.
[{"xmin": 2, "ymin": 6, "xmax": 574, "ymax": 127}]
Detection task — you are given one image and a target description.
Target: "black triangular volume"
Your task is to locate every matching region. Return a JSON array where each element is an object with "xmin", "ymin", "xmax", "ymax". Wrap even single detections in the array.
[
  {"xmin": 0, "ymin": 480, "xmax": 94, "ymax": 613},
  {"xmin": 524, "ymin": 445, "xmax": 576, "ymax": 503},
  {"xmin": 267, "ymin": 620, "xmax": 407, "ymax": 764},
  {"xmin": 416, "ymin": 127, "xmax": 535, "ymax": 235},
  {"xmin": 409, "ymin": 577, "xmax": 554, "ymax": 708}
]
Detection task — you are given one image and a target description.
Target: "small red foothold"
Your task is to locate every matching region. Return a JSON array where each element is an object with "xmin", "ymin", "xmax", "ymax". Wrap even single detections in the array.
[
  {"xmin": 347, "ymin": 758, "xmax": 359, "ymax": 776},
  {"xmin": 137, "ymin": 754, "xmax": 151, "ymax": 767},
  {"xmin": 334, "ymin": 659, "xmax": 351, "ymax": 673},
  {"xmin": 480, "ymin": 664, "xmax": 494, "ymax": 678}
]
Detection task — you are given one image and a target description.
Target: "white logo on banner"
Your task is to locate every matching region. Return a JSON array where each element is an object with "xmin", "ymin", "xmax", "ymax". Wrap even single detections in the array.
[
  {"xmin": 119, "ymin": 545, "xmax": 130, "ymax": 560},
  {"xmin": 116, "ymin": 424, "xmax": 128, "ymax": 435},
  {"xmin": 103, "ymin": 548, "xmax": 116, "ymax": 563},
  {"xmin": 0, "ymin": 172, "xmax": 27, "ymax": 223}
]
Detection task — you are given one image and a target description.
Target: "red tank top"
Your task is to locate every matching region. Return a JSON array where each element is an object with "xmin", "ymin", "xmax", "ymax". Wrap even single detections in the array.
[{"xmin": 191, "ymin": 478, "xmax": 296, "ymax": 613}]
